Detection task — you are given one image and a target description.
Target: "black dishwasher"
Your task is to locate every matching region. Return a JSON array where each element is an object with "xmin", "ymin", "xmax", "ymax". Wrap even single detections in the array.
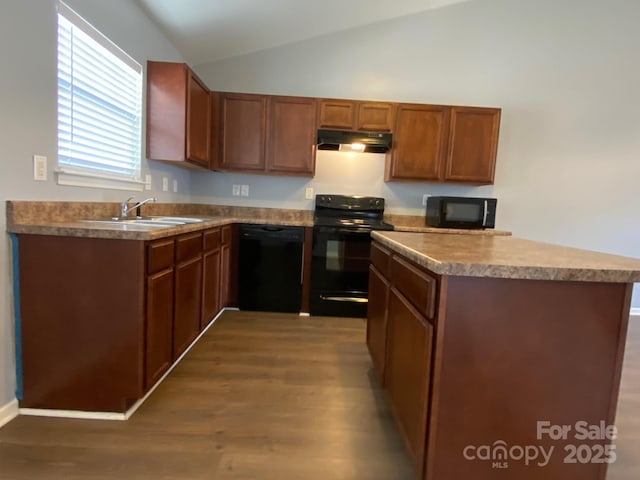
[{"xmin": 238, "ymin": 224, "xmax": 304, "ymax": 313}]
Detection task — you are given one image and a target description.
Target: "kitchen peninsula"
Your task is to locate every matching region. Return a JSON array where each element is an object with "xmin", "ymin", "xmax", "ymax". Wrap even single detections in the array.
[{"xmin": 367, "ymin": 231, "xmax": 640, "ymax": 480}]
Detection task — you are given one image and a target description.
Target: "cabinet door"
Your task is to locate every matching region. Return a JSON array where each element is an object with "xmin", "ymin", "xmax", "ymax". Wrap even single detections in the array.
[
  {"xmin": 386, "ymin": 104, "xmax": 450, "ymax": 181},
  {"xmin": 202, "ymin": 248, "xmax": 220, "ymax": 328},
  {"xmin": 219, "ymin": 225, "xmax": 234, "ymax": 308},
  {"xmin": 186, "ymin": 71, "xmax": 210, "ymax": 167},
  {"xmin": 219, "ymin": 93, "xmax": 267, "ymax": 171},
  {"xmin": 318, "ymin": 99, "xmax": 356, "ymax": 130},
  {"xmin": 146, "ymin": 61, "xmax": 187, "ymax": 162},
  {"xmin": 266, "ymin": 96, "xmax": 317, "ymax": 176},
  {"xmin": 145, "ymin": 268, "xmax": 174, "ymax": 390},
  {"xmin": 173, "ymin": 256, "xmax": 203, "ymax": 360},
  {"xmin": 357, "ymin": 102, "xmax": 395, "ymax": 132},
  {"xmin": 445, "ymin": 106, "xmax": 501, "ymax": 184},
  {"xmin": 386, "ymin": 287, "xmax": 434, "ymax": 478},
  {"xmin": 367, "ymin": 265, "xmax": 390, "ymax": 384}
]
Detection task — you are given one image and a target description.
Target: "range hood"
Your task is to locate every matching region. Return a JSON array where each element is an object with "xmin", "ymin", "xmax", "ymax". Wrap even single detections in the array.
[{"xmin": 317, "ymin": 129, "xmax": 392, "ymax": 153}]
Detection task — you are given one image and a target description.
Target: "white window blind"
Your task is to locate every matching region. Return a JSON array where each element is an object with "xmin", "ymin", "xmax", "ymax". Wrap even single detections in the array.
[{"xmin": 57, "ymin": 1, "xmax": 142, "ymax": 185}]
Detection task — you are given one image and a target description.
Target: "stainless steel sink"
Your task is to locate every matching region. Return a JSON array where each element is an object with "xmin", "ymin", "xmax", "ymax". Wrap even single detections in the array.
[
  {"xmin": 80, "ymin": 219, "xmax": 177, "ymax": 228},
  {"xmin": 145, "ymin": 216, "xmax": 205, "ymax": 224},
  {"xmin": 80, "ymin": 215, "xmax": 207, "ymax": 228}
]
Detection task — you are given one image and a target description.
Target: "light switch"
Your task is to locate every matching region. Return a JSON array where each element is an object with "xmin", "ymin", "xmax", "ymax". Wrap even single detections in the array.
[
  {"xmin": 173, "ymin": 179, "xmax": 178, "ymax": 193},
  {"xmin": 162, "ymin": 177, "xmax": 168, "ymax": 192},
  {"xmin": 241, "ymin": 185, "xmax": 249, "ymax": 197},
  {"xmin": 33, "ymin": 155, "xmax": 47, "ymax": 181},
  {"xmin": 422, "ymin": 194, "xmax": 429, "ymax": 206},
  {"xmin": 145, "ymin": 174, "xmax": 152, "ymax": 190},
  {"xmin": 232, "ymin": 184, "xmax": 240, "ymax": 196}
]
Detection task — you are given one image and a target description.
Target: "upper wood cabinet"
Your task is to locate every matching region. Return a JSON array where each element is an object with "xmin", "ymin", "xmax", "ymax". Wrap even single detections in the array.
[
  {"xmin": 218, "ymin": 93, "xmax": 267, "ymax": 172},
  {"xmin": 386, "ymin": 104, "xmax": 501, "ymax": 185},
  {"xmin": 445, "ymin": 106, "xmax": 501, "ymax": 184},
  {"xmin": 266, "ymin": 96, "xmax": 317, "ymax": 176},
  {"xmin": 217, "ymin": 93, "xmax": 316, "ymax": 176},
  {"xmin": 146, "ymin": 61, "xmax": 211, "ymax": 169},
  {"xmin": 386, "ymin": 104, "xmax": 450, "ymax": 182},
  {"xmin": 318, "ymin": 99, "xmax": 395, "ymax": 132}
]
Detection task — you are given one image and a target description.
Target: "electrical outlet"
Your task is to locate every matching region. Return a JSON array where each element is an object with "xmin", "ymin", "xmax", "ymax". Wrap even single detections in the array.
[
  {"xmin": 232, "ymin": 184, "xmax": 240, "ymax": 196},
  {"xmin": 173, "ymin": 179, "xmax": 178, "ymax": 193},
  {"xmin": 162, "ymin": 177, "xmax": 168, "ymax": 192},
  {"xmin": 422, "ymin": 194, "xmax": 430, "ymax": 206},
  {"xmin": 241, "ymin": 185, "xmax": 249, "ymax": 197},
  {"xmin": 144, "ymin": 174, "xmax": 152, "ymax": 190},
  {"xmin": 33, "ymin": 155, "xmax": 47, "ymax": 181},
  {"xmin": 305, "ymin": 187, "xmax": 314, "ymax": 200}
]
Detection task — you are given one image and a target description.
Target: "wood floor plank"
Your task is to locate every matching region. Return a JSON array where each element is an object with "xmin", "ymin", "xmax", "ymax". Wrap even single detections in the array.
[
  {"xmin": 0, "ymin": 311, "xmax": 414, "ymax": 479},
  {"xmin": 0, "ymin": 311, "xmax": 637, "ymax": 479}
]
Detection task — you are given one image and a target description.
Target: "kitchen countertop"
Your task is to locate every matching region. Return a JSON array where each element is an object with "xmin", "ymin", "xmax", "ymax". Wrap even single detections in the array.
[
  {"xmin": 372, "ymin": 230, "xmax": 640, "ymax": 283},
  {"xmin": 7, "ymin": 216, "xmax": 313, "ymax": 241},
  {"xmin": 6, "ymin": 201, "xmax": 509, "ymax": 240}
]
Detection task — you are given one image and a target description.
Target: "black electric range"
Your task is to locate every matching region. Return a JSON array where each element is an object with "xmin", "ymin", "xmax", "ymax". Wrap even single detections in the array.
[{"xmin": 310, "ymin": 195, "xmax": 394, "ymax": 318}]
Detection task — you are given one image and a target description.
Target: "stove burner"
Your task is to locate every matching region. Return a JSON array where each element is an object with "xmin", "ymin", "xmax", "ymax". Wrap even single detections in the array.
[{"xmin": 313, "ymin": 194, "xmax": 394, "ymax": 231}]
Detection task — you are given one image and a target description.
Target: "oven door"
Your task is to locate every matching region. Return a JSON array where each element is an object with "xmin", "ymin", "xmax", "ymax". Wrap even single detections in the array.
[{"xmin": 310, "ymin": 226, "xmax": 372, "ymax": 317}]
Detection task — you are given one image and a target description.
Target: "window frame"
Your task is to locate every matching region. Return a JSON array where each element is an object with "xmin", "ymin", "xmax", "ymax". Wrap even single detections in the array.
[{"xmin": 55, "ymin": 0, "xmax": 144, "ymax": 191}]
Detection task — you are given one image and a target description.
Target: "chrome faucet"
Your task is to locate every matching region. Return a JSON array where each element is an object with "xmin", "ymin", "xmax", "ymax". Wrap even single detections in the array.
[{"xmin": 120, "ymin": 196, "xmax": 157, "ymax": 218}]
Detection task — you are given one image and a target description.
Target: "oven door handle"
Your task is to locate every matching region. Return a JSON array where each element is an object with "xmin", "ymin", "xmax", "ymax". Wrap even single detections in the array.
[
  {"xmin": 314, "ymin": 227, "xmax": 373, "ymax": 235},
  {"xmin": 320, "ymin": 295, "xmax": 369, "ymax": 303}
]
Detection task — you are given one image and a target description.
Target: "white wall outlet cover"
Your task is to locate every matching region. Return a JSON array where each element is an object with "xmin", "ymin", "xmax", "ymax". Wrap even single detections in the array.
[
  {"xmin": 144, "ymin": 174, "xmax": 152, "ymax": 190},
  {"xmin": 305, "ymin": 187, "xmax": 314, "ymax": 200},
  {"xmin": 241, "ymin": 185, "xmax": 249, "ymax": 196},
  {"xmin": 422, "ymin": 194, "xmax": 430, "ymax": 206},
  {"xmin": 232, "ymin": 184, "xmax": 240, "ymax": 196},
  {"xmin": 162, "ymin": 177, "xmax": 168, "ymax": 192},
  {"xmin": 33, "ymin": 155, "xmax": 47, "ymax": 181}
]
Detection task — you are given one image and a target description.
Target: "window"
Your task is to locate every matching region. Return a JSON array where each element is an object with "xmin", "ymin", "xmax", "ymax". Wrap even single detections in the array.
[{"xmin": 56, "ymin": 1, "xmax": 143, "ymax": 190}]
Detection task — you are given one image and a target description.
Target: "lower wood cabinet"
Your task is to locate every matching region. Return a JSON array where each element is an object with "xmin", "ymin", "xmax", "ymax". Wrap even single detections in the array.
[
  {"xmin": 367, "ymin": 243, "xmax": 435, "ymax": 477},
  {"xmin": 385, "ymin": 288, "xmax": 434, "ymax": 477},
  {"xmin": 202, "ymin": 228, "xmax": 222, "ymax": 329},
  {"xmin": 220, "ymin": 225, "xmax": 235, "ymax": 307},
  {"xmin": 367, "ymin": 240, "xmax": 631, "ymax": 480},
  {"xmin": 16, "ymin": 225, "xmax": 239, "ymax": 413},
  {"xmin": 145, "ymin": 241, "xmax": 175, "ymax": 390},
  {"xmin": 173, "ymin": 253, "xmax": 203, "ymax": 360},
  {"xmin": 366, "ymin": 265, "xmax": 390, "ymax": 383},
  {"xmin": 145, "ymin": 269, "xmax": 174, "ymax": 389}
]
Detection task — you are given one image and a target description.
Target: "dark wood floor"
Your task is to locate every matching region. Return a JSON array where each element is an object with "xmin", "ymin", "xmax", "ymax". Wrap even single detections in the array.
[
  {"xmin": 0, "ymin": 311, "xmax": 414, "ymax": 479},
  {"xmin": 0, "ymin": 311, "xmax": 638, "ymax": 479}
]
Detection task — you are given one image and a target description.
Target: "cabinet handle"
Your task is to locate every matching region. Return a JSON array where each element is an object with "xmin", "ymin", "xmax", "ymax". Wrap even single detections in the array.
[{"xmin": 320, "ymin": 295, "xmax": 368, "ymax": 303}]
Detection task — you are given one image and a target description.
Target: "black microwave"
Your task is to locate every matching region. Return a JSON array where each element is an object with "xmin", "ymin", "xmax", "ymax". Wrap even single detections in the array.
[{"xmin": 426, "ymin": 196, "xmax": 497, "ymax": 229}]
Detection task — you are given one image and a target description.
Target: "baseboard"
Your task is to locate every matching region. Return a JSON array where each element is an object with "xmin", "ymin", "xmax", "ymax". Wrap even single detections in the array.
[
  {"xmin": 0, "ymin": 399, "xmax": 19, "ymax": 428},
  {"xmin": 630, "ymin": 308, "xmax": 640, "ymax": 317},
  {"xmin": 18, "ymin": 308, "xmax": 229, "ymax": 422},
  {"xmin": 19, "ymin": 408, "xmax": 126, "ymax": 421}
]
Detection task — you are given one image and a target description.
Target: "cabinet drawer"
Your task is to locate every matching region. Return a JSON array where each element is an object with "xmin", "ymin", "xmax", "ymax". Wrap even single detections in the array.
[
  {"xmin": 390, "ymin": 255, "xmax": 437, "ymax": 320},
  {"xmin": 176, "ymin": 232, "xmax": 203, "ymax": 263},
  {"xmin": 203, "ymin": 228, "xmax": 221, "ymax": 252},
  {"xmin": 371, "ymin": 242, "xmax": 391, "ymax": 278},
  {"xmin": 147, "ymin": 239, "xmax": 175, "ymax": 275}
]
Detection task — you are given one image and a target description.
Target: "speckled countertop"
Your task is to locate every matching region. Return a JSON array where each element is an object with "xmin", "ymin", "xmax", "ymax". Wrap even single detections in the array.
[
  {"xmin": 6, "ymin": 201, "xmax": 508, "ymax": 240},
  {"xmin": 6, "ymin": 201, "xmax": 314, "ymax": 240},
  {"xmin": 372, "ymin": 231, "xmax": 640, "ymax": 283}
]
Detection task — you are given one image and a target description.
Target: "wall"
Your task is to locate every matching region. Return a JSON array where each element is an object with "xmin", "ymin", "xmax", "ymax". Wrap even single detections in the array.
[
  {"xmin": 192, "ymin": 0, "xmax": 640, "ymax": 304},
  {"xmin": 0, "ymin": 0, "xmax": 190, "ymax": 413}
]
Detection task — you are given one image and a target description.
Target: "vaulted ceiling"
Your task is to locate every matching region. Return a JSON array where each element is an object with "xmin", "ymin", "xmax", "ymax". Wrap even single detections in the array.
[{"xmin": 136, "ymin": 0, "xmax": 473, "ymax": 65}]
